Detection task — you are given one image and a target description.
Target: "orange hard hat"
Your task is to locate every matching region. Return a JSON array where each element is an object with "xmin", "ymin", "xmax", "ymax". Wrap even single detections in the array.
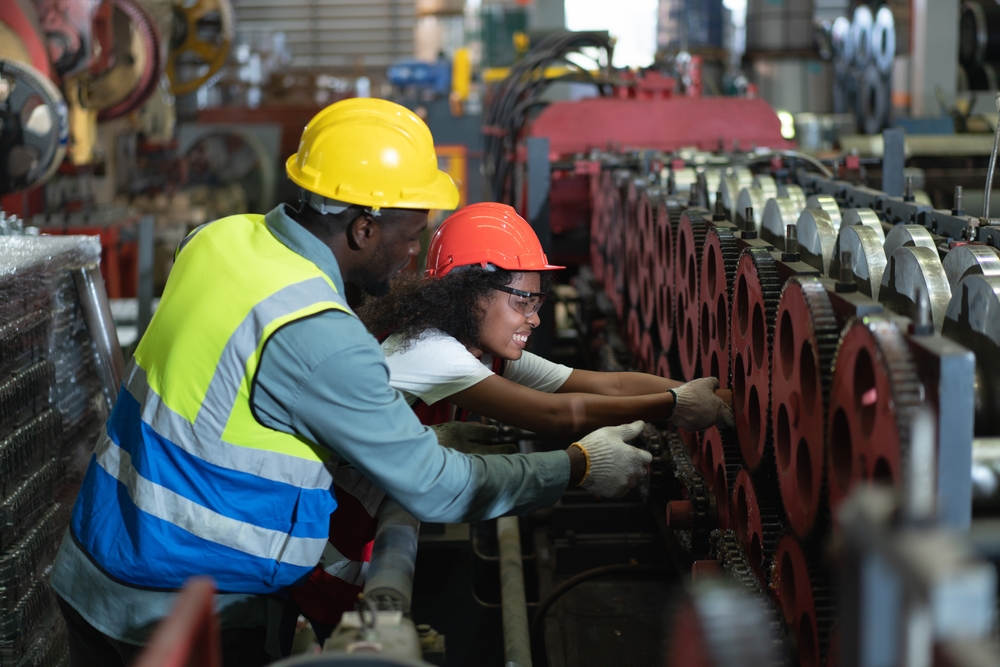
[{"xmin": 425, "ymin": 202, "xmax": 565, "ymax": 277}]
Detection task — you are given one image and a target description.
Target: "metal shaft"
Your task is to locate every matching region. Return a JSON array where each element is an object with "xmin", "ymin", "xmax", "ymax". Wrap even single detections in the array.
[
  {"xmin": 983, "ymin": 93, "xmax": 1000, "ymax": 218},
  {"xmin": 498, "ymin": 516, "xmax": 532, "ymax": 667},
  {"xmin": 73, "ymin": 265, "xmax": 125, "ymax": 411},
  {"xmin": 364, "ymin": 498, "xmax": 420, "ymax": 612}
]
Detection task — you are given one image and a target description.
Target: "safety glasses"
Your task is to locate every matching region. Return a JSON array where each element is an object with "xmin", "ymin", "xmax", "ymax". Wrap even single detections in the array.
[{"xmin": 497, "ymin": 285, "xmax": 547, "ymax": 317}]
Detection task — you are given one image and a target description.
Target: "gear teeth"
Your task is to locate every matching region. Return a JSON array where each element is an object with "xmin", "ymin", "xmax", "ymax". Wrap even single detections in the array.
[
  {"xmin": 710, "ymin": 530, "xmax": 792, "ymax": 667},
  {"xmin": 775, "ymin": 277, "xmax": 840, "ymax": 539},
  {"xmin": 733, "ymin": 467, "xmax": 784, "ymax": 585},
  {"xmin": 771, "ymin": 534, "xmax": 836, "ymax": 667},
  {"xmin": 675, "ymin": 208, "xmax": 711, "ymax": 380},
  {"xmin": 700, "ymin": 226, "xmax": 740, "ymax": 386},
  {"xmin": 667, "ymin": 429, "xmax": 713, "ymax": 557},
  {"xmin": 704, "ymin": 427, "xmax": 743, "ymax": 530},
  {"xmin": 732, "ymin": 247, "xmax": 782, "ymax": 473}
]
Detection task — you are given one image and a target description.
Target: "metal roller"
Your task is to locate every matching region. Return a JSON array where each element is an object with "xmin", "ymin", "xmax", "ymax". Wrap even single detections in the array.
[
  {"xmin": 841, "ymin": 207, "xmax": 885, "ymax": 243},
  {"xmin": 737, "ymin": 187, "xmax": 766, "ymax": 233},
  {"xmin": 761, "ymin": 197, "xmax": 803, "ymax": 251},
  {"xmin": 960, "ymin": 1, "xmax": 1000, "ymax": 66},
  {"xmin": 942, "ymin": 244, "xmax": 1000, "ymax": 291},
  {"xmin": 852, "ymin": 4, "xmax": 874, "ymax": 68},
  {"xmin": 878, "ymin": 246, "xmax": 952, "ymax": 333},
  {"xmin": 796, "ymin": 208, "xmax": 838, "ymax": 276},
  {"xmin": 753, "ymin": 174, "xmax": 778, "ymax": 201},
  {"xmin": 806, "ymin": 194, "xmax": 842, "ymax": 231},
  {"xmin": 698, "ymin": 168, "xmax": 722, "ymax": 210},
  {"xmin": 830, "ymin": 225, "xmax": 888, "ymax": 299},
  {"xmin": 831, "ymin": 15, "xmax": 853, "ymax": 74},
  {"xmin": 779, "ymin": 183, "xmax": 807, "ymax": 210},
  {"xmin": 731, "ymin": 166, "xmax": 754, "ymax": 188},
  {"xmin": 871, "ymin": 5, "xmax": 896, "ymax": 75},
  {"xmin": 883, "ymin": 223, "xmax": 937, "ymax": 259},
  {"xmin": 859, "ymin": 64, "xmax": 890, "ymax": 135},
  {"xmin": 719, "ymin": 174, "xmax": 742, "ymax": 223},
  {"xmin": 942, "ymin": 274, "xmax": 1000, "ymax": 436},
  {"xmin": 0, "ymin": 58, "xmax": 68, "ymax": 195},
  {"xmin": 670, "ymin": 167, "xmax": 698, "ymax": 195}
]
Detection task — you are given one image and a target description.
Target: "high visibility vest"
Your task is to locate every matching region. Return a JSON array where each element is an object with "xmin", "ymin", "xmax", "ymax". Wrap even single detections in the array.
[{"xmin": 70, "ymin": 214, "xmax": 352, "ymax": 594}]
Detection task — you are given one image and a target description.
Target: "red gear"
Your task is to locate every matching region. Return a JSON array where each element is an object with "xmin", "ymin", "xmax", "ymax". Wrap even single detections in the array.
[{"xmin": 425, "ymin": 202, "xmax": 565, "ymax": 277}]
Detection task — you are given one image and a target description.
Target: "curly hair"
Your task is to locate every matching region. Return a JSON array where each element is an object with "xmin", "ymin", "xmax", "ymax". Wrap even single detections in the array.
[{"xmin": 357, "ymin": 267, "xmax": 552, "ymax": 350}]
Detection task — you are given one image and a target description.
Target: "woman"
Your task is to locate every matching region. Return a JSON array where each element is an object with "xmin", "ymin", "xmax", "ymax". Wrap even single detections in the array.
[
  {"xmin": 288, "ymin": 202, "xmax": 732, "ymax": 644},
  {"xmin": 360, "ymin": 201, "xmax": 733, "ymax": 436}
]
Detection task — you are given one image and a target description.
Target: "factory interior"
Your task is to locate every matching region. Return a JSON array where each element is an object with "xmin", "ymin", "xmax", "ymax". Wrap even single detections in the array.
[{"xmin": 5, "ymin": 0, "xmax": 1000, "ymax": 665}]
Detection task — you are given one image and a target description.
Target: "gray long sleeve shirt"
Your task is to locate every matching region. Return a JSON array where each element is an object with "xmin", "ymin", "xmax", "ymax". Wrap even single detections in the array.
[{"xmin": 50, "ymin": 204, "xmax": 570, "ymax": 646}]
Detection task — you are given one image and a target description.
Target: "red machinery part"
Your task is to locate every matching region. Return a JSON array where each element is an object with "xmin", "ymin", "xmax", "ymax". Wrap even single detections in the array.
[
  {"xmin": 604, "ymin": 170, "xmax": 630, "ymax": 319},
  {"xmin": 701, "ymin": 426, "xmax": 741, "ymax": 531},
  {"xmin": 528, "ymin": 97, "xmax": 795, "ymax": 157},
  {"xmin": 639, "ymin": 330, "xmax": 655, "ymax": 374},
  {"xmin": 625, "ymin": 179, "xmax": 643, "ymax": 315},
  {"xmin": 772, "ymin": 534, "xmax": 834, "ymax": 667},
  {"xmin": 772, "ymin": 277, "xmax": 839, "ymax": 538},
  {"xmin": 0, "ymin": 0, "xmax": 53, "ymax": 77},
  {"xmin": 655, "ymin": 350, "xmax": 673, "ymax": 379},
  {"xmin": 87, "ymin": 0, "xmax": 162, "ymax": 122},
  {"xmin": 654, "ymin": 197, "xmax": 677, "ymax": 352},
  {"xmin": 33, "ymin": 0, "xmax": 99, "ymax": 77},
  {"xmin": 637, "ymin": 187, "xmax": 660, "ymax": 332},
  {"xmin": 699, "ymin": 226, "xmax": 739, "ymax": 386},
  {"xmin": 666, "ymin": 599, "xmax": 715, "ymax": 667},
  {"xmin": 589, "ymin": 169, "xmax": 611, "ymax": 283},
  {"xmin": 731, "ymin": 468, "xmax": 781, "ymax": 585},
  {"xmin": 626, "ymin": 306, "xmax": 642, "ymax": 360},
  {"xmin": 825, "ymin": 316, "xmax": 921, "ymax": 515},
  {"xmin": 675, "ymin": 208, "xmax": 709, "ymax": 380},
  {"xmin": 731, "ymin": 248, "xmax": 781, "ymax": 471}
]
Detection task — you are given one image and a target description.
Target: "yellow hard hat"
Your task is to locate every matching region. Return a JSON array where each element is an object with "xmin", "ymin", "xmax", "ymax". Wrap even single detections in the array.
[{"xmin": 286, "ymin": 98, "xmax": 459, "ymax": 211}]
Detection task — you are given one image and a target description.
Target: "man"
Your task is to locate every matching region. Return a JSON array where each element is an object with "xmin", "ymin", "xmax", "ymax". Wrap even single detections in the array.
[{"xmin": 49, "ymin": 98, "xmax": 657, "ymax": 666}]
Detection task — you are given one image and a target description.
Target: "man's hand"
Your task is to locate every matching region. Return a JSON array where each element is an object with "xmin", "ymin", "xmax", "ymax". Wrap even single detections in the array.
[
  {"xmin": 430, "ymin": 422, "xmax": 518, "ymax": 455},
  {"xmin": 572, "ymin": 420, "xmax": 651, "ymax": 498},
  {"xmin": 670, "ymin": 377, "xmax": 735, "ymax": 431}
]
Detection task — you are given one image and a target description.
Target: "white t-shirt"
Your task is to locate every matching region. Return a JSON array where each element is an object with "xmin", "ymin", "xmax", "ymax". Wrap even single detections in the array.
[{"xmin": 383, "ymin": 329, "xmax": 573, "ymax": 407}]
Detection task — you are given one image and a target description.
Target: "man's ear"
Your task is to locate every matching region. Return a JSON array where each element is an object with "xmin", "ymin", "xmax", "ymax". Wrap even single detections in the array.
[{"xmin": 346, "ymin": 213, "xmax": 377, "ymax": 251}]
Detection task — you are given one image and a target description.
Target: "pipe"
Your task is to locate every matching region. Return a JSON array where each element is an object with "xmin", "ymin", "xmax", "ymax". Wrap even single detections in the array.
[
  {"xmin": 363, "ymin": 498, "xmax": 420, "ymax": 613},
  {"xmin": 73, "ymin": 264, "xmax": 125, "ymax": 411},
  {"xmin": 497, "ymin": 516, "xmax": 531, "ymax": 667}
]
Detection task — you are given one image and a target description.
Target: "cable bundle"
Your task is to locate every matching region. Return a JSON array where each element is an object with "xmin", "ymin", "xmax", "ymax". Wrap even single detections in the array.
[{"xmin": 483, "ymin": 31, "xmax": 615, "ymax": 203}]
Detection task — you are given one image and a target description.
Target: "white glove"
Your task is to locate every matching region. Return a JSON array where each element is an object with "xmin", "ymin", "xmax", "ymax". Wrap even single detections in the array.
[
  {"xmin": 669, "ymin": 377, "xmax": 735, "ymax": 431},
  {"xmin": 572, "ymin": 420, "xmax": 652, "ymax": 498}
]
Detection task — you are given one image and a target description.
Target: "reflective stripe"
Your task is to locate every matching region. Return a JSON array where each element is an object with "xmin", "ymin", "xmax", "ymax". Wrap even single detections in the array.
[
  {"xmin": 196, "ymin": 277, "xmax": 352, "ymax": 438},
  {"xmin": 333, "ymin": 467, "xmax": 386, "ymax": 517},
  {"xmin": 124, "ymin": 363, "xmax": 337, "ymax": 490},
  {"xmin": 318, "ymin": 541, "xmax": 369, "ymax": 586},
  {"xmin": 93, "ymin": 433, "xmax": 327, "ymax": 568}
]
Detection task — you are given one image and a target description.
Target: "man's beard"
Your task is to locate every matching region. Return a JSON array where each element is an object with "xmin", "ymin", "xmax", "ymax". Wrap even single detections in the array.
[
  {"xmin": 361, "ymin": 277, "xmax": 392, "ymax": 297},
  {"xmin": 356, "ymin": 243, "xmax": 396, "ymax": 297}
]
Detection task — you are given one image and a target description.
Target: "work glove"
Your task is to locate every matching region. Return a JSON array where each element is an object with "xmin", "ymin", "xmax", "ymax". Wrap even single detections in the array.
[
  {"xmin": 572, "ymin": 420, "xmax": 652, "ymax": 498},
  {"xmin": 668, "ymin": 377, "xmax": 735, "ymax": 431},
  {"xmin": 430, "ymin": 421, "xmax": 518, "ymax": 455}
]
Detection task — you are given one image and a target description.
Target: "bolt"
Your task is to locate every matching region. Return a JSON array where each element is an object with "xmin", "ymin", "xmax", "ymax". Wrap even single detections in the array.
[
  {"xmin": 785, "ymin": 224, "xmax": 798, "ymax": 255},
  {"xmin": 744, "ymin": 207, "xmax": 755, "ymax": 232},
  {"xmin": 835, "ymin": 250, "xmax": 857, "ymax": 293},
  {"xmin": 904, "ymin": 175, "xmax": 915, "ymax": 202},
  {"xmin": 953, "ymin": 185, "xmax": 965, "ymax": 216},
  {"xmin": 713, "ymin": 190, "xmax": 726, "ymax": 220}
]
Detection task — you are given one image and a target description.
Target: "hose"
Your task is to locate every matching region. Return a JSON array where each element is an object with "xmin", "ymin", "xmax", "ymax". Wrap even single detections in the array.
[{"xmin": 529, "ymin": 563, "xmax": 675, "ymax": 659}]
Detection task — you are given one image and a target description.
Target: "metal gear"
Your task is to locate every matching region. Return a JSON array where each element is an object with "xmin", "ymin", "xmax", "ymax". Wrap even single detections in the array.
[
  {"xmin": 0, "ymin": 58, "xmax": 68, "ymax": 195},
  {"xmin": 638, "ymin": 186, "xmax": 663, "ymax": 332},
  {"xmin": 772, "ymin": 277, "xmax": 839, "ymax": 538},
  {"xmin": 771, "ymin": 534, "xmax": 835, "ymax": 667},
  {"xmin": 701, "ymin": 426, "xmax": 742, "ymax": 530},
  {"xmin": 710, "ymin": 530, "xmax": 791, "ymax": 666},
  {"xmin": 655, "ymin": 196, "xmax": 686, "ymax": 351},
  {"xmin": 731, "ymin": 468, "xmax": 783, "ymax": 585},
  {"xmin": 826, "ymin": 316, "xmax": 922, "ymax": 514},
  {"xmin": 85, "ymin": 0, "xmax": 163, "ymax": 122},
  {"xmin": 731, "ymin": 247, "xmax": 782, "ymax": 472},
  {"xmin": 699, "ymin": 225, "xmax": 740, "ymax": 386},
  {"xmin": 675, "ymin": 208, "xmax": 710, "ymax": 380},
  {"xmin": 625, "ymin": 178, "xmax": 644, "ymax": 313},
  {"xmin": 667, "ymin": 429, "xmax": 714, "ymax": 557},
  {"xmin": 167, "ymin": 0, "xmax": 234, "ymax": 96}
]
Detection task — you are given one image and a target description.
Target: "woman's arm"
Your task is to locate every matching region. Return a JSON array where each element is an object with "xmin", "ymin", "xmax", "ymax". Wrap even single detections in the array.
[
  {"xmin": 449, "ymin": 374, "xmax": 675, "ymax": 437},
  {"xmin": 556, "ymin": 368, "xmax": 682, "ymax": 396}
]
